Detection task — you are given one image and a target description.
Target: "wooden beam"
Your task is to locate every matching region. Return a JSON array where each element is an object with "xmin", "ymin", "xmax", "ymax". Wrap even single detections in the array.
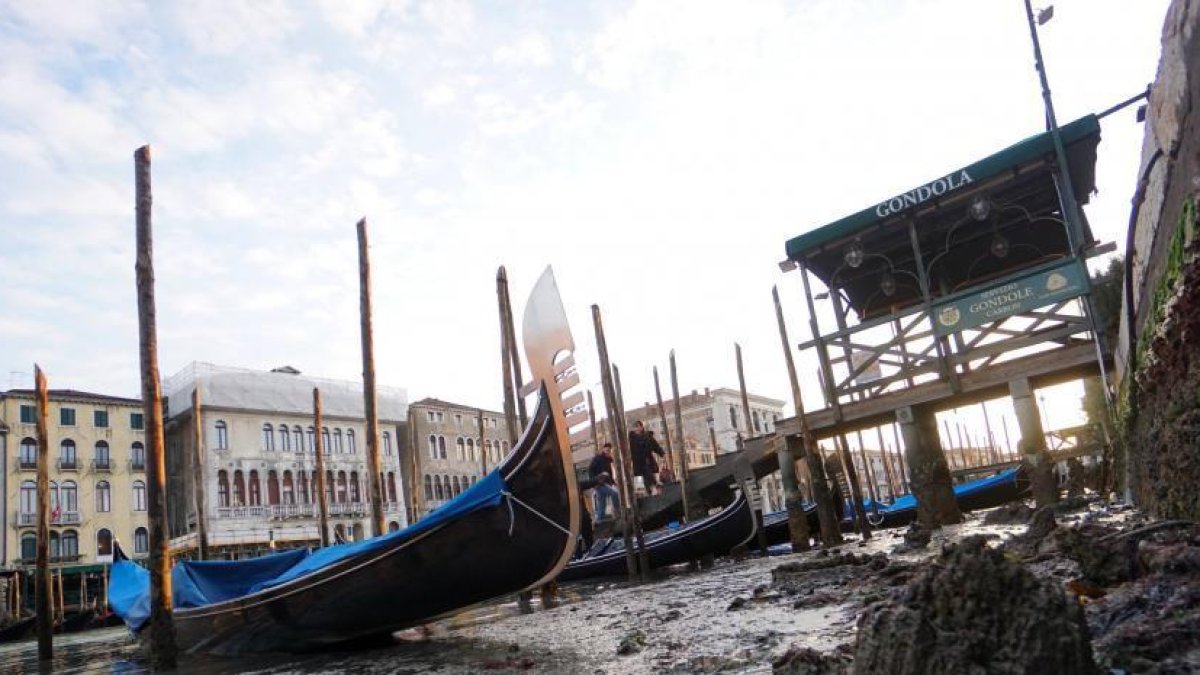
[
  {"xmin": 356, "ymin": 218, "xmax": 386, "ymax": 538},
  {"xmin": 33, "ymin": 366, "xmax": 52, "ymax": 661},
  {"xmin": 313, "ymin": 388, "xmax": 331, "ymax": 548}
]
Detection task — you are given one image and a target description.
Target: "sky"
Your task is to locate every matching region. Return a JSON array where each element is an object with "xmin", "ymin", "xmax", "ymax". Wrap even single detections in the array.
[{"xmin": 0, "ymin": 0, "xmax": 1172, "ymax": 434}]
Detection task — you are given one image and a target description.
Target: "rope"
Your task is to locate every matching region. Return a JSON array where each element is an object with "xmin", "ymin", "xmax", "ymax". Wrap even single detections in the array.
[{"xmin": 501, "ymin": 491, "xmax": 573, "ymax": 538}]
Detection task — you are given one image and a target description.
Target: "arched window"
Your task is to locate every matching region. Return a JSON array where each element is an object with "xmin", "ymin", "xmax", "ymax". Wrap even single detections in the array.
[
  {"xmin": 217, "ymin": 470, "xmax": 230, "ymax": 507},
  {"xmin": 20, "ymin": 480, "xmax": 36, "ymax": 515},
  {"xmin": 321, "ymin": 428, "xmax": 331, "ymax": 454},
  {"xmin": 283, "ymin": 471, "xmax": 295, "ymax": 505},
  {"xmin": 297, "ymin": 470, "xmax": 309, "ymax": 504},
  {"xmin": 248, "ymin": 470, "xmax": 262, "ymax": 506},
  {"xmin": 424, "ymin": 475, "xmax": 433, "ymax": 500},
  {"xmin": 484, "ymin": 440, "xmax": 492, "ymax": 463},
  {"xmin": 49, "ymin": 480, "xmax": 59, "ymax": 516},
  {"xmin": 215, "ymin": 421, "xmax": 228, "ymax": 450},
  {"xmin": 293, "ymin": 426, "xmax": 304, "ymax": 452},
  {"xmin": 438, "ymin": 436, "xmax": 447, "ymax": 459},
  {"xmin": 753, "ymin": 411, "xmax": 761, "ymax": 433},
  {"xmin": 279, "ymin": 424, "xmax": 290, "ymax": 452},
  {"xmin": 132, "ymin": 480, "xmax": 147, "ymax": 511},
  {"xmin": 19, "ymin": 437, "xmax": 36, "ymax": 468},
  {"xmin": 336, "ymin": 471, "xmax": 348, "ymax": 503},
  {"xmin": 433, "ymin": 475, "xmax": 444, "ymax": 501},
  {"xmin": 20, "ymin": 533, "xmax": 35, "ymax": 561},
  {"xmin": 96, "ymin": 480, "xmax": 111, "ymax": 512},
  {"xmin": 456, "ymin": 437, "xmax": 465, "ymax": 461},
  {"xmin": 61, "ymin": 480, "xmax": 78, "ymax": 514},
  {"xmin": 61, "ymin": 530, "xmax": 78, "ymax": 559},
  {"xmin": 96, "ymin": 528, "xmax": 113, "ymax": 557},
  {"xmin": 49, "ymin": 531, "xmax": 61, "ymax": 559},
  {"xmin": 346, "ymin": 429, "xmax": 356, "ymax": 454},
  {"xmin": 134, "ymin": 527, "xmax": 149, "ymax": 554},
  {"xmin": 59, "ymin": 439, "xmax": 77, "ymax": 469},
  {"xmin": 267, "ymin": 470, "xmax": 280, "ymax": 505},
  {"xmin": 452, "ymin": 475, "xmax": 461, "ymax": 496},
  {"xmin": 306, "ymin": 426, "xmax": 316, "ymax": 452},
  {"xmin": 262, "ymin": 423, "xmax": 274, "ymax": 451},
  {"xmin": 94, "ymin": 441, "xmax": 111, "ymax": 470},
  {"xmin": 131, "ymin": 442, "xmax": 146, "ymax": 469},
  {"xmin": 387, "ymin": 472, "xmax": 398, "ymax": 502},
  {"xmin": 467, "ymin": 438, "xmax": 476, "ymax": 462},
  {"xmin": 428, "ymin": 435, "xmax": 438, "ymax": 459},
  {"xmin": 729, "ymin": 405, "xmax": 738, "ymax": 429},
  {"xmin": 333, "ymin": 428, "xmax": 343, "ymax": 453},
  {"xmin": 232, "ymin": 470, "xmax": 245, "ymax": 506},
  {"xmin": 325, "ymin": 470, "xmax": 335, "ymax": 505},
  {"xmin": 388, "ymin": 521, "xmax": 400, "ymax": 532},
  {"xmin": 349, "ymin": 472, "xmax": 361, "ymax": 502},
  {"xmin": 382, "ymin": 431, "xmax": 392, "ymax": 456}
]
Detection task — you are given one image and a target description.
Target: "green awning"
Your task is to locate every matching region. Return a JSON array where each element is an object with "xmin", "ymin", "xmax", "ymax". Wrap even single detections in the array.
[{"xmin": 784, "ymin": 114, "xmax": 1101, "ymax": 261}]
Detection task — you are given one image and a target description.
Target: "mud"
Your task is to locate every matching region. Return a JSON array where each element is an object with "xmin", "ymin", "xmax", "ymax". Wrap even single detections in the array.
[{"xmin": 2, "ymin": 500, "xmax": 1196, "ymax": 673}]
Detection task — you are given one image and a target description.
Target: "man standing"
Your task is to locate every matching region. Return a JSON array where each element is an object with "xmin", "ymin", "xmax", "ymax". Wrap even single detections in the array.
[
  {"xmin": 629, "ymin": 421, "xmax": 665, "ymax": 496},
  {"xmin": 588, "ymin": 443, "xmax": 620, "ymax": 523}
]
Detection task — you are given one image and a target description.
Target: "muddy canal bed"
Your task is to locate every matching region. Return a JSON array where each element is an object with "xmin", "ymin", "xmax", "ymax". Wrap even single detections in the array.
[{"xmin": 4, "ymin": 501, "xmax": 1194, "ymax": 674}]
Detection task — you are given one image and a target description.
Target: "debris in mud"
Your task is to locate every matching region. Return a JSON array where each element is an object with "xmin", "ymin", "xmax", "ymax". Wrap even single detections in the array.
[
  {"xmin": 853, "ymin": 536, "xmax": 1094, "ymax": 674},
  {"xmin": 982, "ymin": 502, "xmax": 1035, "ymax": 525},
  {"xmin": 772, "ymin": 645, "xmax": 851, "ymax": 674},
  {"xmin": 892, "ymin": 522, "xmax": 931, "ymax": 553},
  {"xmin": 617, "ymin": 628, "xmax": 647, "ymax": 655}
]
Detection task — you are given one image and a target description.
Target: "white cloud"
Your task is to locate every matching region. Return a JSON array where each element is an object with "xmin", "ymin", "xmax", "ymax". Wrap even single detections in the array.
[
  {"xmin": 422, "ymin": 82, "xmax": 457, "ymax": 107},
  {"xmin": 493, "ymin": 33, "xmax": 553, "ymax": 68}
]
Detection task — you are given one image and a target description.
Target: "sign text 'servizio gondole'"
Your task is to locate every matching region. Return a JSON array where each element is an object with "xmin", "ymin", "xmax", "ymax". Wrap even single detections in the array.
[{"xmin": 932, "ymin": 260, "xmax": 1087, "ymax": 336}]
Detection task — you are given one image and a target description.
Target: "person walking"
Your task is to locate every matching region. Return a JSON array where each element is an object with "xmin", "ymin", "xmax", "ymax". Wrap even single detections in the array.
[{"xmin": 629, "ymin": 421, "xmax": 665, "ymax": 496}]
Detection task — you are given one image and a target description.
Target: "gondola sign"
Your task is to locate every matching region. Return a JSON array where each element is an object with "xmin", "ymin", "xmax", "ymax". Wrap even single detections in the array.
[{"xmin": 932, "ymin": 260, "xmax": 1087, "ymax": 336}]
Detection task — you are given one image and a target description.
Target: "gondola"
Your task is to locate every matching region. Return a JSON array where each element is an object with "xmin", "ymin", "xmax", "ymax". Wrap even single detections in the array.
[
  {"xmin": 0, "ymin": 616, "xmax": 34, "ymax": 644},
  {"xmin": 559, "ymin": 489, "xmax": 758, "ymax": 581},
  {"xmin": 762, "ymin": 466, "xmax": 1029, "ymax": 545},
  {"xmin": 58, "ymin": 608, "xmax": 97, "ymax": 633},
  {"xmin": 109, "ymin": 267, "xmax": 584, "ymax": 655}
]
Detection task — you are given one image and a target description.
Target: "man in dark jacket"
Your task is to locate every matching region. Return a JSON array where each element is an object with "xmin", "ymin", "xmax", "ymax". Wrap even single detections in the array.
[
  {"xmin": 588, "ymin": 443, "xmax": 620, "ymax": 522},
  {"xmin": 629, "ymin": 421, "xmax": 665, "ymax": 495}
]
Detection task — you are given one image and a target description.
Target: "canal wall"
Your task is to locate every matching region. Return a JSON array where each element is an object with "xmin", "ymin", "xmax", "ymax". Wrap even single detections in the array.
[{"xmin": 1116, "ymin": 0, "xmax": 1200, "ymax": 518}]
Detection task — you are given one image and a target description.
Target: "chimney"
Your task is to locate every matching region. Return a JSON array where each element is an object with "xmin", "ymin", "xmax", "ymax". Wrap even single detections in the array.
[
  {"xmin": 691, "ymin": 389, "xmax": 697, "ymax": 397},
  {"xmin": 704, "ymin": 387, "xmax": 710, "ymax": 396}
]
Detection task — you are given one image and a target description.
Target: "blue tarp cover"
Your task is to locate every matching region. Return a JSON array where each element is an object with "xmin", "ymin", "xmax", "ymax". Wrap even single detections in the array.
[
  {"xmin": 868, "ymin": 466, "xmax": 1020, "ymax": 513},
  {"xmin": 110, "ymin": 470, "xmax": 508, "ymax": 631}
]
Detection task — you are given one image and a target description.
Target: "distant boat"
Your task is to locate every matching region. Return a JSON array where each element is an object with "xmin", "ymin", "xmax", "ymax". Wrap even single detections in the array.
[
  {"xmin": 109, "ymin": 267, "xmax": 584, "ymax": 654},
  {"xmin": 560, "ymin": 490, "xmax": 758, "ymax": 581},
  {"xmin": 0, "ymin": 616, "xmax": 34, "ymax": 644},
  {"xmin": 762, "ymin": 466, "xmax": 1030, "ymax": 544}
]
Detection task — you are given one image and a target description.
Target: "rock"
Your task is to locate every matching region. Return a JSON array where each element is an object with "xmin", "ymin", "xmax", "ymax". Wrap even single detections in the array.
[
  {"xmin": 1054, "ymin": 526, "xmax": 1131, "ymax": 586},
  {"xmin": 617, "ymin": 629, "xmax": 647, "ymax": 655},
  {"xmin": 1025, "ymin": 506, "xmax": 1057, "ymax": 540},
  {"xmin": 853, "ymin": 536, "xmax": 1095, "ymax": 674},
  {"xmin": 891, "ymin": 522, "xmax": 931, "ymax": 553},
  {"xmin": 982, "ymin": 502, "xmax": 1035, "ymax": 525},
  {"xmin": 772, "ymin": 646, "xmax": 850, "ymax": 675},
  {"xmin": 727, "ymin": 597, "xmax": 749, "ymax": 611}
]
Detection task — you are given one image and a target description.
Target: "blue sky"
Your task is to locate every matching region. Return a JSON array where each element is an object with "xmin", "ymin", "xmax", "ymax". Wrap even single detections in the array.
[{"xmin": 0, "ymin": 0, "xmax": 1172, "ymax": 432}]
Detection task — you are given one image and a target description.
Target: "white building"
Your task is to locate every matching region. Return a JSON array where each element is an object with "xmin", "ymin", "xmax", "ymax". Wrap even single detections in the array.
[{"xmin": 162, "ymin": 363, "xmax": 409, "ymax": 559}]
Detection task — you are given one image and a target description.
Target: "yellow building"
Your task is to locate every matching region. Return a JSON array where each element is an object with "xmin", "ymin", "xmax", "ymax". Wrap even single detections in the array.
[{"xmin": 0, "ymin": 389, "xmax": 149, "ymax": 570}]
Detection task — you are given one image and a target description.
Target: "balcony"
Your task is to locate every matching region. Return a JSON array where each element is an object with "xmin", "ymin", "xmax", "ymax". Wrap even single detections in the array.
[
  {"xmin": 384, "ymin": 501, "xmax": 400, "ymax": 513},
  {"xmin": 328, "ymin": 502, "xmax": 367, "ymax": 517},
  {"xmin": 214, "ymin": 505, "xmax": 268, "ymax": 519},
  {"xmin": 129, "ymin": 459, "xmax": 146, "ymax": 472},
  {"xmin": 269, "ymin": 503, "xmax": 316, "ymax": 519},
  {"xmin": 57, "ymin": 459, "xmax": 79, "ymax": 472},
  {"xmin": 19, "ymin": 459, "xmax": 37, "ymax": 471},
  {"xmin": 14, "ymin": 511, "xmax": 82, "ymax": 527},
  {"xmin": 92, "ymin": 458, "xmax": 112, "ymax": 473}
]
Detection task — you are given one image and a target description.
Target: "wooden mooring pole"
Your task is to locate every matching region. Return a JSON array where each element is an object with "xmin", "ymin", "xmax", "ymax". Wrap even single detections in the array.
[
  {"xmin": 651, "ymin": 367, "xmax": 676, "ymax": 486},
  {"xmin": 134, "ymin": 145, "xmax": 178, "ymax": 668},
  {"xmin": 356, "ymin": 218, "xmax": 387, "ymax": 538},
  {"xmin": 313, "ymin": 388, "xmax": 331, "ymax": 547},
  {"xmin": 612, "ymin": 364, "xmax": 650, "ymax": 580},
  {"xmin": 191, "ymin": 387, "xmax": 209, "ymax": 560},
  {"xmin": 592, "ymin": 306, "xmax": 642, "ymax": 581},
  {"xmin": 668, "ymin": 350, "xmax": 693, "ymax": 522},
  {"xmin": 735, "ymin": 343, "xmax": 770, "ymax": 555},
  {"xmin": 34, "ymin": 366, "xmax": 52, "ymax": 660}
]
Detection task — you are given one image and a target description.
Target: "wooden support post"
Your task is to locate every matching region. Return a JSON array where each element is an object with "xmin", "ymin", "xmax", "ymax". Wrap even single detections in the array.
[
  {"xmin": 772, "ymin": 286, "xmax": 839, "ymax": 548},
  {"xmin": 734, "ymin": 343, "xmax": 769, "ymax": 555},
  {"xmin": 191, "ymin": 387, "xmax": 209, "ymax": 560},
  {"xmin": 497, "ymin": 267, "xmax": 520, "ymax": 446},
  {"xmin": 478, "ymin": 409, "xmax": 488, "ymax": 475},
  {"xmin": 854, "ymin": 430, "xmax": 879, "ymax": 504},
  {"xmin": 981, "ymin": 402, "xmax": 1001, "ymax": 465},
  {"xmin": 835, "ymin": 435, "xmax": 871, "ymax": 540},
  {"xmin": 612, "ymin": 365, "xmax": 650, "ymax": 578},
  {"xmin": 892, "ymin": 422, "xmax": 911, "ymax": 492},
  {"xmin": 874, "ymin": 425, "xmax": 899, "ymax": 501},
  {"xmin": 651, "ymin": 367, "xmax": 676, "ymax": 485},
  {"xmin": 34, "ymin": 366, "xmax": 52, "ymax": 659},
  {"xmin": 736, "ymin": 343, "xmax": 753, "ymax": 449},
  {"xmin": 587, "ymin": 390, "xmax": 601, "ymax": 462},
  {"xmin": 668, "ymin": 351, "xmax": 694, "ymax": 522},
  {"xmin": 356, "ymin": 219, "xmax": 386, "ymax": 538},
  {"xmin": 134, "ymin": 146, "xmax": 177, "ymax": 668},
  {"xmin": 592, "ymin": 306, "xmax": 643, "ymax": 581},
  {"xmin": 56, "ymin": 570, "xmax": 64, "ymax": 623},
  {"xmin": 313, "ymin": 388, "xmax": 331, "ymax": 547},
  {"xmin": 499, "ymin": 269, "xmax": 527, "ymax": 427}
]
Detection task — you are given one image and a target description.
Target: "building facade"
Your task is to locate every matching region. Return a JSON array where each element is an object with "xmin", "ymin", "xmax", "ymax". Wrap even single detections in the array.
[
  {"xmin": 408, "ymin": 398, "xmax": 509, "ymax": 517},
  {"xmin": 0, "ymin": 389, "xmax": 149, "ymax": 569},
  {"xmin": 162, "ymin": 363, "xmax": 409, "ymax": 559},
  {"xmin": 572, "ymin": 387, "xmax": 785, "ymax": 472}
]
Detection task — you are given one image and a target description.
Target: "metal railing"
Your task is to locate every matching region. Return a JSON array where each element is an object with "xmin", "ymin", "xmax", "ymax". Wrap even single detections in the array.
[
  {"xmin": 57, "ymin": 458, "xmax": 79, "ymax": 471},
  {"xmin": 15, "ymin": 511, "xmax": 82, "ymax": 526},
  {"xmin": 18, "ymin": 459, "xmax": 36, "ymax": 470},
  {"xmin": 92, "ymin": 458, "xmax": 112, "ymax": 472},
  {"xmin": 129, "ymin": 458, "xmax": 146, "ymax": 471},
  {"xmin": 215, "ymin": 505, "xmax": 269, "ymax": 519}
]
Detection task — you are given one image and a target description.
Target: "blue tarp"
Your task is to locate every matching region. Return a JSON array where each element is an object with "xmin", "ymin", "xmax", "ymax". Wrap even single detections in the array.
[
  {"xmin": 110, "ymin": 470, "xmax": 508, "ymax": 631},
  {"xmin": 865, "ymin": 467, "xmax": 1020, "ymax": 514}
]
